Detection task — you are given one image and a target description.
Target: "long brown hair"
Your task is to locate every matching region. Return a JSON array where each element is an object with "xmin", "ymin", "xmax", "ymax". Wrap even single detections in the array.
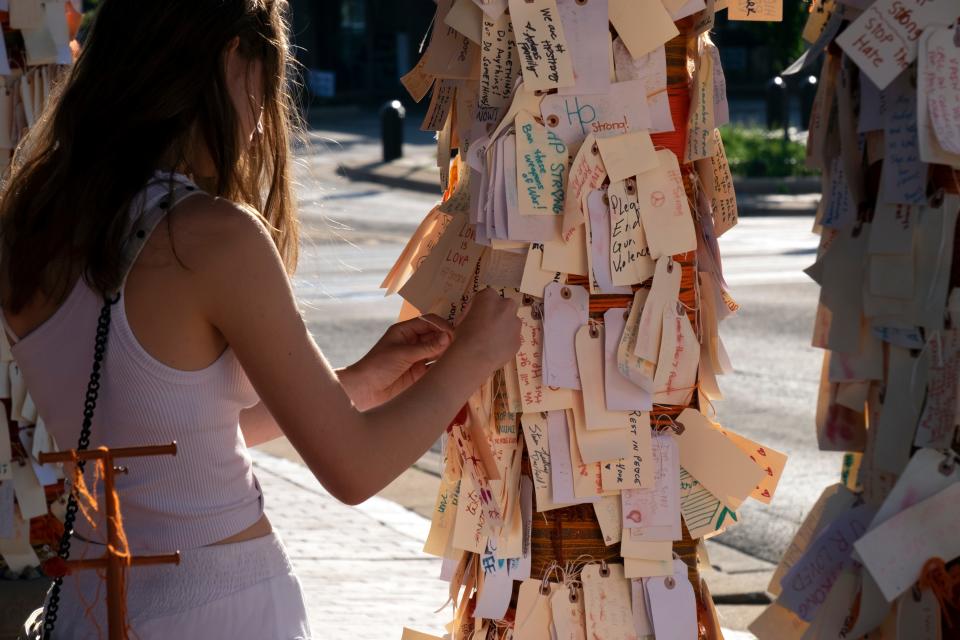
[{"xmin": 0, "ymin": 0, "xmax": 300, "ymax": 313}]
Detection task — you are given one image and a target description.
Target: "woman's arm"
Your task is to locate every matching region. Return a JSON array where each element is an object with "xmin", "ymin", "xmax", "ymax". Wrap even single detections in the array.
[{"xmin": 185, "ymin": 200, "xmax": 520, "ymax": 505}]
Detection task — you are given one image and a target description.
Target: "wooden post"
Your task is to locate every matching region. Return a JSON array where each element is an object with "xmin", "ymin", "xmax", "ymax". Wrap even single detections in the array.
[{"xmin": 39, "ymin": 444, "xmax": 180, "ymax": 640}]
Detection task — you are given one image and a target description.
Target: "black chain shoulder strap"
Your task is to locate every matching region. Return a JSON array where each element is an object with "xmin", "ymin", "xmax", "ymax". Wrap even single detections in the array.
[{"xmin": 42, "ymin": 293, "xmax": 119, "ymax": 639}]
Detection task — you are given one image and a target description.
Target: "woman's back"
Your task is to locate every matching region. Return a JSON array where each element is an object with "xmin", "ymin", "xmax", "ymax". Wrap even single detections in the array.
[{"xmin": 7, "ymin": 173, "xmax": 263, "ymax": 552}]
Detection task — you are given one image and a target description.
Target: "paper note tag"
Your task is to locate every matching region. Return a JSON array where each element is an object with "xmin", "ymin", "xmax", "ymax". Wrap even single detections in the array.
[
  {"xmin": 719, "ymin": 428, "xmax": 788, "ymax": 504},
  {"xmin": 0, "ymin": 482, "xmax": 14, "ymax": 537},
  {"xmin": 421, "ymin": 79, "xmax": 458, "ymax": 133},
  {"xmin": 451, "ymin": 470, "xmax": 490, "ymax": 554},
  {"xmin": 399, "ymin": 215, "xmax": 483, "ymax": 313},
  {"xmin": 522, "ymin": 413, "xmax": 573, "ymax": 512},
  {"xmin": 836, "ymin": 0, "xmax": 960, "ymax": 90},
  {"xmin": 446, "ymin": 0, "xmax": 483, "ymax": 44},
  {"xmin": 582, "ymin": 563, "xmax": 638, "ymax": 640},
  {"xmin": 423, "ymin": 0, "xmax": 480, "ymax": 80},
  {"xmin": 603, "ymin": 309, "xmax": 652, "ymax": 411},
  {"xmin": 424, "ymin": 456, "xmax": 462, "ymax": 557},
  {"xmin": 621, "ymin": 533, "xmax": 672, "ymax": 561},
  {"xmin": 728, "ymin": 0, "xmax": 782, "ymax": 20},
  {"xmin": 593, "ymin": 494, "xmax": 624, "ymax": 545},
  {"xmin": 856, "ymin": 482, "xmax": 960, "ymax": 602},
  {"xmin": 646, "ymin": 560, "xmax": 698, "ymax": 640},
  {"xmin": 576, "ymin": 324, "xmax": 633, "ymax": 429},
  {"xmin": 674, "ymin": 409, "xmax": 767, "ymax": 510},
  {"xmin": 685, "ymin": 50, "xmax": 716, "ymax": 162},
  {"xmin": 914, "ymin": 331, "xmax": 960, "ymax": 449},
  {"xmin": 621, "ymin": 434, "xmax": 680, "ymax": 539},
  {"xmin": 543, "ymin": 282, "xmax": 589, "ymax": 389},
  {"xmin": 551, "ymin": 584, "xmax": 588, "ymax": 640},
  {"xmin": 521, "ymin": 243, "xmax": 565, "ymax": 298},
  {"xmin": 595, "ymin": 131, "xmax": 659, "ymax": 183},
  {"xmin": 0, "ymin": 506, "xmax": 40, "ymax": 572},
  {"xmin": 879, "ymin": 70, "xmax": 928, "ymax": 205},
  {"xmin": 542, "ymin": 80, "xmax": 653, "ymax": 152},
  {"xmin": 630, "ymin": 579, "xmax": 655, "ymax": 635},
  {"xmin": 561, "ymin": 133, "xmax": 607, "ymax": 238},
  {"xmin": 475, "ymin": 538, "xmax": 517, "ymax": 620},
  {"xmin": 922, "ymin": 24, "xmax": 960, "ymax": 155},
  {"xmin": 473, "ymin": 0, "xmax": 509, "ymax": 19},
  {"xmin": 612, "ymin": 41, "xmax": 673, "ymax": 133},
  {"xmin": 571, "ymin": 422, "xmax": 608, "ymax": 498},
  {"xmin": 617, "ymin": 289, "xmax": 655, "ymax": 390},
  {"xmin": 869, "ymin": 201, "xmax": 916, "ymax": 255},
  {"xmin": 516, "ymin": 110, "xmax": 569, "ymax": 216},
  {"xmin": 586, "ymin": 190, "xmax": 633, "ymax": 295},
  {"xmin": 9, "ymin": 362, "xmax": 25, "ymax": 423},
  {"xmin": 651, "ymin": 304, "xmax": 699, "ymax": 407},
  {"xmin": 548, "ymin": 410, "xmax": 580, "ymax": 505},
  {"xmin": 608, "ymin": 0, "xmax": 679, "ymax": 59},
  {"xmin": 11, "ymin": 461, "xmax": 47, "ymax": 521},
  {"xmin": 706, "ymin": 44, "xmax": 730, "ymax": 127},
  {"xmin": 556, "ymin": 0, "xmax": 611, "ymax": 96},
  {"xmin": 896, "ymin": 587, "xmax": 941, "ymax": 640},
  {"xmin": 517, "ymin": 305, "xmax": 577, "ymax": 412},
  {"xmin": 508, "ymin": 0, "xmax": 576, "ymax": 91},
  {"xmin": 778, "ymin": 503, "xmax": 876, "ymax": 621},
  {"xmin": 695, "ymin": 130, "xmax": 738, "ymax": 237},
  {"xmin": 635, "ymin": 150, "xmax": 697, "ymax": 259},
  {"xmin": 679, "ymin": 467, "xmax": 740, "ymax": 539},
  {"xmin": 633, "ymin": 257, "xmax": 681, "ymax": 370},
  {"xmin": 609, "ymin": 179, "xmax": 655, "ymax": 287},
  {"xmin": 479, "ymin": 12, "xmax": 521, "ymax": 126},
  {"xmin": 515, "ymin": 579, "xmax": 557, "ymax": 639},
  {"xmin": 570, "ymin": 394, "xmax": 632, "ymax": 464},
  {"xmin": 624, "ymin": 557, "xmax": 674, "ymax": 579}
]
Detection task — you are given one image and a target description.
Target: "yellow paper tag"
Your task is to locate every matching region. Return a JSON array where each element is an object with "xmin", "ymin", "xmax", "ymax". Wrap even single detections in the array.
[
  {"xmin": 507, "ymin": 0, "xmax": 576, "ymax": 91},
  {"xmin": 516, "ymin": 110, "xmax": 569, "ymax": 216}
]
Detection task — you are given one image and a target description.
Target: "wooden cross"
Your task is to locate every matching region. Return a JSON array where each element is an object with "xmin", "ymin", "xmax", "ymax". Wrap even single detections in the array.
[{"xmin": 38, "ymin": 444, "xmax": 181, "ymax": 640}]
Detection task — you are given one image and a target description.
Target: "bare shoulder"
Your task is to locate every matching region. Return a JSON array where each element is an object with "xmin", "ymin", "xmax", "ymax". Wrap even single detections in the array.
[{"xmin": 163, "ymin": 194, "xmax": 282, "ymax": 275}]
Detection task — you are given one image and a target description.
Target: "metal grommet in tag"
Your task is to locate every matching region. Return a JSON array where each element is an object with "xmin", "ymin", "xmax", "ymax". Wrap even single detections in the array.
[
  {"xmin": 623, "ymin": 309, "xmax": 630, "ymax": 320},
  {"xmin": 569, "ymin": 585, "xmax": 579, "ymax": 603},
  {"xmin": 625, "ymin": 179, "xmax": 637, "ymax": 195},
  {"xmin": 522, "ymin": 294, "xmax": 534, "ymax": 306},
  {"xmin": 589, "ymin": 323, "xmax": 600, "ymax": 339},
  {"xmin": 603, "ymin": 193, "xmax": 610, "ymax": 206},
  {"xmin": 851, "ymin": 220, "xmax": 864, "ymax": 238},
  {"xmin": 929, "ymin": 188, "xmax": 945, "ymax": 209},
  {"xmin": 667, "ymin": 257, "xmax": 675, "ymax": 273},
  {"xmin": 540, "ymin": 580, "xmax": 551, "ymax": 596},
  {"xmin": 912, "ymin": 584, "xmax": 923, "ymax": 602},
  {"xmin": 665, "ymin": 576, "xmax": 676, "ymax": 589},
  {"xmin": 576, "ymin": 0, "xmax": 588, "ymax": 5},
  {"xmin": 591, "ymin": 142, "xmax": 599, "ymax": 155},
  {"xmin": 561, "ymin": 286, "xmax": 571, "ymax": 299},
  {"xmin": 185, "ymin": 185, "xmax": 196, "ymax": 192},
  {"xmin": 158, "ymin": 199, "xmax": 170, "ymax": 210},
  {"xmin": 938, "ymin": 455, "xmax": 955, "ymax": 476},
  {"xmin": 547, "ymin": 114, "xmax": 560, "ymax": 128},
  {"xmin": 599, "ymin": 560, "xmax": 610, "ymax": 577},
  {"xmin": 673, "ymin": 421, "xmax": 685, "ymax": 435},
  {"xmin": 136, "ymin": 229, "xmax": 146, "ymax": 239}
]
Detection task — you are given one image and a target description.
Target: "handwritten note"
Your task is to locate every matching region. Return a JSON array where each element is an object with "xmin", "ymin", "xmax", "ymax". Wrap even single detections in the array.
[
  {"xmin": 541, "ymin": 80, "xmax": 654, "ymax": 149},
  {"xmin": 551, "ymin": 584, "xmax": 588, "ymax": 639},
  {"xmin": 685, "ymin": 49, "xmax": 716, "ymax": 162},
  {"xmin": 603, "ymin": 309, "xmax": 653, "ymax": 411},
  {"xmin": 652, "ymin": 303, "xmax": 699, "ymax": 407},
  {"xmin": 914, "ymin": 330, "xmax": 960, "ymax": 449},
  {"xmin": 609, "ymin": 179, "xmax": 655, "ymax": 287},
  {"xmin": 517, "ymin": 305, "xmax": 576, "ymax": 412},
  {"xmin": 586, "ymin": 190, "xmax": 632, "ymax": 295},
  {"xmin": 922, "ymin": 24, "xmax": 960, "ymax": 155},
  {"xmin": 596, "ymin": 131, "xmax": 659, "ymax": 183},
  {"xmin": 479, "ymin": 12, "xmax": 521, "ymax": 125},
  {"xmin": 561, "ymin": 133, "xmax": 607, "ymax": 238},
  {"xmin": 423, "ymin": 0, "xmax": 480, "ymax": 80},
  {"xmin": 507, "ymin": 0, "xmax": 576, "ymax": 91},
  {"xmin": 695, "ymin": 129, "xmax": 738, "ymax": 237},
  {"xmin": 728, "ymin": 0, "xmax": 783, "ymax": 21},
  {"xmin": 679, "ymin": 467, "xmax": 739, "ymax": 539},
  {"xmin": 778, "ymin": 503, "xmax": 875, "ymax": 621},
  {"xmin": 879, "ymin": 69, "xmax": 928, "ymax": 205},
  {"xmin": 582, "ymin": 563, "xmax": 639, "ymax": 640},
  {"xmin": 543, "ymin": 282, "xmax": 589, "ymax": 389},
  {"xmin": 621, "ymin": 435, "xmax": 680, "ymax": 540},
  {"xmin": 636, "ymin": 150, "xmax": 698, "ymax": 259},
  {"xmin": 835, "ymin": 0, "xmax": 960, "ymax": 89},
  {"xmin": 719, "ymin": 428, "xmax": 788, "ymax": 504},
  {"xmin": 399, "ymin": 215, "xmax": 484, "ymax": 313},
  {"xmin": 521, "ymin": 413, "xmax": 572, "ymax": 511},
  {"xmin": 421, "ymin": 79, "xmax": 458, "ymax": 132},
  {"xmin": 516, "ymin": 110, "xmax": 568, "ymax": 216}
]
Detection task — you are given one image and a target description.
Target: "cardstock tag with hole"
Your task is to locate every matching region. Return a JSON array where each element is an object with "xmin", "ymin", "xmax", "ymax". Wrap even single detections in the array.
[
  {"xmin": 561, "ymin": 133, "xmax": 607, "ymax": 239},
  {"xmin": 582, "ymin": 563, "xmax": 638, "ymax": 639},
  {"xmin": 570, "ymin": 393, "xmax": 632, "ymax": 464},
  {"xmin": 636, "ymin": 150, "xmax": 697, "ymax": 259},
  {"xmin": 543, "ymin": 282, "xmax": 589, "ymax": 389},
  {"xmin": 674, "ymin": 408, "xmax": 767, "ymax": 510},
  {"xmin": 478, "ymin": 12, "xmax": 520, "ymax": 124},
  {"xmin": 541, "ymin": 80, "xmax": 653, "ymax": 151},
  {"xmin": 507, "ymin": 0, "xmax": 576, "ymax": 92},
  {"xmin": 621, "ymin": 434, "xmax": 681, "ymax": 539},
  {"xmin": 646, "ymin": 559, "xmax": 698, "ymax": 640},
  {"xmin": 548, "ymin": 410, "xmax": 584, "ymax": 505},
  {"xmin": 608, "ymin": 0, "xmax": 678, "ymax": 59},
  {"xmin": 630, "ymin": 579, "xmax": 655, "ymax": 635},
  {"xmin": 612, "ymin": 40, "xmax": 672, "ymax": 133},
  {"xmin": 517, "ymin": 305, "xmax": 577, "ymax": 412},
  {"xmin": 593, "ymin": 494, "xmax": 623, "ymax": 545},
  {"xmin": 576, "ymin": 324, "xmax": 631, "ymax": 429},
  {"xmin": 522, "ymin": 412, "xmax": 574, "ymax": 512},
  {"xmin": 633, "ymin": 257, "xmax": 681, "ymax": 374},
  {"xmin": 551, "ymin": 584, "xmax": 588, "ymax": 640},
  {"xmin": 896, "ymin": 587, "xmax": 941, "ymax": 640},
  {"xmin": 652, "ymin": 303, "xmax": 699, "ymax": 406},
  {"xmin": 556, "ymin": 0, "xmax": 611, "ymax": 97},
  {"xmin": 515, "ymin": 579, "xmax": 557, "ymax": 639},
  {"xmin": 586, "ymin": 189, "xmax": 633, "ymax": 295},
  {"xmin": 516, "ymin": 110, "xmax": 569, "ymax": 216},
  {"xmin": 609, "ymin": 179, "xmax": 655, "ymax": 287},
  {"xmin": 617, "ymin": 289, "xmax": 655, "ymax": 390}
]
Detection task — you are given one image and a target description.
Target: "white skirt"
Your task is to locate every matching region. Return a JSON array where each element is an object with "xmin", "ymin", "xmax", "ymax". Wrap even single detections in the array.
[{"xmin": 50, "ymin": 532, "xmax": 312, "ymax": 639}]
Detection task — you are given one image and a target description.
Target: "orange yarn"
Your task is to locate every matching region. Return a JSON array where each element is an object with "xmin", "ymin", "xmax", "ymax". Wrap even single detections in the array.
[{"xmin": 917, "ymin": 557, "xmax": 960, "ymax": 628}]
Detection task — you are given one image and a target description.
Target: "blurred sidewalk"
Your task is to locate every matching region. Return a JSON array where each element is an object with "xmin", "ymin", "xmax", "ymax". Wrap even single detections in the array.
[{"xmin": 252, "ymin": 448, "xmax": 770, "ymax": 638}]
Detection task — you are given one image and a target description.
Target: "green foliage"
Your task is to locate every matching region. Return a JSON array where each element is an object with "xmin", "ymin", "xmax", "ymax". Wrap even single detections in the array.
[{"xmin": 719, "ymin": 125, "xmax": 814, "ymax": 178}]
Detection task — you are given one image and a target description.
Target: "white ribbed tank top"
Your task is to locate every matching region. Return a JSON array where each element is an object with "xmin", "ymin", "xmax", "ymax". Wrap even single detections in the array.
[{"xmin": 8, "ymin": 172, "xmax": 263, "ymax": 552}]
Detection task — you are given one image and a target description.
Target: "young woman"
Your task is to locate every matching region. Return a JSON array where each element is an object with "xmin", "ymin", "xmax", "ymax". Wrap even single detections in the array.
[{"xmin": 0, "ymin": 1, "xmax": 521, "ymax": 637}]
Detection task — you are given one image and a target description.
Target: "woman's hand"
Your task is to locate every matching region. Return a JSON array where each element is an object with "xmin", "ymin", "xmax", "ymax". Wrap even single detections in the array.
[{"xmin": 340, "ymin": 314, "xmax": 453, "ymax": 410}]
